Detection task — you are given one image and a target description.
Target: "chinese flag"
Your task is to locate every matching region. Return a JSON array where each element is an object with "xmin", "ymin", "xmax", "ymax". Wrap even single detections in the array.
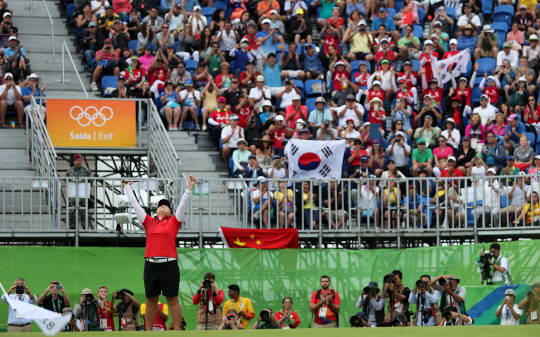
[{"xmin": 219, "ymin": 227, "xmax": 299, "ymax": 249}]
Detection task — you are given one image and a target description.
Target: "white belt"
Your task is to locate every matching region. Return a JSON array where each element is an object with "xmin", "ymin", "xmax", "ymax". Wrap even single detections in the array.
[{"xmin": 145, "ymin": 257, "xmax": 177, "ymax": 263}]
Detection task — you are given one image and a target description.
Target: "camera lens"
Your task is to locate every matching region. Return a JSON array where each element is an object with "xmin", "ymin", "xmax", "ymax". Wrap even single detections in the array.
[
  {"xmin": 438, "ymin": 278, "xmax": 447, "ymax": 286},
  {"xmin": 86, "ymin": 293, "xmax": 94, "ymax": 301},
  {"xmin": 350, "ymin": 315, "xmax": 362, "ymax": 327},
  {"xmin": 117, "ymin": 292, "xmax": 124, "ymax": 300},
  {"xmin": 260, "ymin": 310, "xmax": 270, "ymax": 321},
  {"xmin": 416, "ymin": 280, "xmax": 425, "ymax": 288},
  {"xmin": 383, "ymin": 274, "xmax": 393, "ymax": 283},
  {"xmin": 444, "ymin": 311, "xmax": 453, "ymax": 320}
]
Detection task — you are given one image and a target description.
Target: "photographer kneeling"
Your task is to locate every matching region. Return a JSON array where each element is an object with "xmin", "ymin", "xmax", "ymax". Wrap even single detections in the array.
[
  {"xmin": 409, "ymin": 275, "xmax": 440, "ymax": 326},
  {"xmin": 356, "ymin": 282, "xmax": 385, "ymax": 327},
  {"xmin": 439, "ymin": 306, "xmax": 472, "ymax": 326},
  {"xmin": 350, "ymin": 311, "xmax": 374, "ymax": 328},
  {"xmin": 73, "ymin": 288, "xmax": 101, "ymax": 331},
  {"xmin": 391, "ymin": 313, "xmax": 411, "ymax": 327},
  {"xmin": 218, "ymin": 309, "xmax": 244, "ymax": 330},
  {"xmin": 252, "ymin": 308, "xmax": 279, "ymax": 329},
  {"xmin": 111, "ymin": 289, "xmax": 141, "ymax": 331}
]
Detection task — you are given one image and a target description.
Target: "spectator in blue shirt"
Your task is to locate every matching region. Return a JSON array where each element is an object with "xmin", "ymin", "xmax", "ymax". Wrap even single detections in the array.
[
  {"xmin": 457, "ymin": 24, "xmax": 477, "ymax": 60},
  {"xmin": 183, "ymin": 0, "xmax": 201, "ymax": 16},
  {"xmin": 308, "ymin": 96, "xmax": 335, "ymax": 134},
  {"xmin": 301, "ymin": 43, "xmax": 323, "ymax": 80},
  {"xmin": 160, "ymin": 0, "xmax": 182, "ymax": 13},
  {"xmin": 257, "ymin": 19, "xmax": 277, "ymax": 60},
  {"xmin": 280, "ymin": 42, "xmax": 306, "ymax": 81},
  {"xmin": 21, "ymin": 73, "xmax": 46, "ymax": 121},
  {"xmin": 5, "ymin": 36, "xmax": 25, "ymax": 68},
  {"xmin": 504, "ymin": 114, "xmax": 527, "ymax": 154},
  {"xmin": 258, "ymin": 47, "xmax": 285, "ymax": 95},
  {"xmin": 404, "ymin": 184, "xmax": 428, "ymax": 226},
  {"xmin": 484, "ymin": 131, "xmax": 506, "ymax": 173},
  {"xmin": 370, "ymin": 7, "xmax": 398, "ymax": 45}
]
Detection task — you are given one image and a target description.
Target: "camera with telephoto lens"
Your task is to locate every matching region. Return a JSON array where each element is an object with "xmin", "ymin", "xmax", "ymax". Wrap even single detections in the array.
[
  {"xmin": 15, "ymin": 286, "xmax": 25, "ymax": 294},
  {"xmin": 363, "ymin": 286, "xmax": 372, "ymax": 296},
  {"xmin": 136, "ymin": 326, "xmax": 146, "ymax": 331},
  {"xmin": 116, "ymin": 291, "xmax": 124, "ymax": 300},
  {"xmin": 259, "ymin": 310, "xmax": 270, "ymax": 322},
  {"xmin": 324, "ymin": 121, "xmax": 330, "ymax": 128},
  {"xmin": 444, "ymin": 310, "xmax": 453, "ymax": 321},
  {"xmin": 203, "ymin": 279, "xmax": 212, "ymax": 289},
  {"xmin": 349, "ymin": 315, "xmax": 367, "ymax": 327},
  {"xmin": 528, "ymin": 290, "xmax": 538, "ymax": 298},
  {"xmin": 439, "ymin": 277, "xmax": 449, "ymax": 286},
  {"xmin": 421, "ymin": 307, "xmax": 433, "ymax": 324},
  {"xmin": 478, "ymin": 250, "xmax": 494, "ymax": 285},
  {"xmin": 384, "ymin": 273, "xmax": 395, "ymax": 284},
  {"xmin": 416, "ymin": 280, "xmax": 428, "ymax": 288},
  {"xmin": 85, "ymin": 293, "xmax": 94, "ymax": 301}
]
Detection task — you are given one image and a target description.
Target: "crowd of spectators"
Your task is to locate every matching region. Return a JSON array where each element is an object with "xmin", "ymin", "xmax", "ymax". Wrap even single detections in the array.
[{"xmin": 0, "ymin": 1, "xmax": 46, "ymax": 128}]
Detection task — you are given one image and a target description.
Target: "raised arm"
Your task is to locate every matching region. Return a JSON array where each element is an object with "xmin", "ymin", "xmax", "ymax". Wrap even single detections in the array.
[
  {"xmin": 175, "ymin": 175, "xmax": 196, "ymax": 222},
  {"xmin": 123, "ymin": 181, "xmax": 148, "ymax": 223}
]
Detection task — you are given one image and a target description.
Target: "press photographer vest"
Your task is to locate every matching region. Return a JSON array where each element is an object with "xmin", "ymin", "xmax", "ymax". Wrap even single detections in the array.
[
  {"xmin": 440, "ymin": 286, "xmax": 467, "ymax": 315},
  {"xmin": 384, "ymin": 286, "xmax": 410, "ymax": 323},
  {"xmin": 197, "ymin": 292, "xmax": 223, "ymax": 325},
  {"xmin": 525, "ymin": 299, "xmax": 540, "ymax": 324},
  {"xmin": 412, "ymin": 289, "xmax": 442, "ymax": 326},
  {"xmin": 118, "ymin": 302, "xmax": 138, "ymax": 331}
]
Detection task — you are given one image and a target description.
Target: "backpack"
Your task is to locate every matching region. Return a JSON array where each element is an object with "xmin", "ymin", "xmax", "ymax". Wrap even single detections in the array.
[{"xmin": 312, "ymin": 289, "xmax": 339, "ymax": 327}]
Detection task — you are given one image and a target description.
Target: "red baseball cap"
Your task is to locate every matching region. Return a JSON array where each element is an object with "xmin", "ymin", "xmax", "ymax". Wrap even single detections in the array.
[{"xmin": 218, "ymin": 96, "xmax": 226, "ymax": 103}]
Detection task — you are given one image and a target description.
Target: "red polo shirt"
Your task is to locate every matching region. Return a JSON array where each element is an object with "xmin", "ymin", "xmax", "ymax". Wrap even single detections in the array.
[{"xmin": 142, "ymin": 215, "xmax": 182, "ymax": 258}]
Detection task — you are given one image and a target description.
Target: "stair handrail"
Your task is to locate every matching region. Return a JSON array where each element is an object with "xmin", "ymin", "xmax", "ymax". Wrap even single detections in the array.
[
  {"xmin": 60, "ymin": 40, "xmax": 89, "ymax": 98},
  {"xmin": 30, "ymin": 0, "xmax": 56, "ymax": 64},
  {"xmin": 27, "ymin": 97, "xmax": 58, "ymax": 178}
]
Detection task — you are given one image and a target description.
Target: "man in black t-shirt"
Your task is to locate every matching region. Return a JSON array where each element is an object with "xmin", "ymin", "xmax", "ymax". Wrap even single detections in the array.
[
  {"xmin": 0, "ymin": 12, "xmax": 17, "ymax": 49},
  {"xmin": 111, "ymin": 77, "xmax": 133, "ymax": 98},
  {"xmin": 37, "ymin": 281, "xmax": 71, "ymax": 314}
]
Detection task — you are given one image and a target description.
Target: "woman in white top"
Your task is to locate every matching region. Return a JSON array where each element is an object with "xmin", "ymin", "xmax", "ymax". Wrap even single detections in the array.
[
  {"xmin": 341, "ymin": 118, "xmax": 361, "ymax": 139},
  {"xmin": 441, "ymin": 118, "xmax": 461, "ymax": 150},
  {"xmin": 367, "ymin": 59, "xmax": 393, "ymax": 95},
  {"xmin": 187, "ymin": 8, "xmax": 207, "ymax": 35},
  {"xmin": 467, "ymin": 154, "xmax": 489, "ymax": 178}
]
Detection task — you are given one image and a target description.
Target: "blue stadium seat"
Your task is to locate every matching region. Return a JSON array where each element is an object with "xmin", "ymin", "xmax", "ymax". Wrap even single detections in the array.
[
  {"xmin": 496, "ymin": 32, "xmax": 506, "ymax": 50},
  {"xmin": 67, "ymin": 4, "xmax": 74, "ymax": 22},
  {"xmin": 395, "ymin": 0, "xmax": 404, "ymax": 12},
  {"xmin": 464, "ymin": 62, "xmax": 472, "ymax": 77},
  {"xmin": 490, "ymin": 22, "xmax": 508, "ymax": 33},
  {"xmin": 305, "ymin": 79, "xmax": 326, "ymax": 98},
  {"xmin": 174, "ymin": 41, "xmax": 179, "ymax": 51},
  {"xmin": 229, "ymin": 157, "xmax": 238, "ymax": 177},
  {"xmin": 128, "ymin": 40, "xmax": 138, "ymax": 54},
  {"xmin": 417, "ymin": 7, "xmax": 425, "ymax": 24},
  {"xmin": 401, "ymin": 25, "xmax": 423, "ymax": 39},
  {"xmin": 202, "ymin": 7, "xmax": 216, "ymax": 18},
  {"xmin": 445, "ymin": 7, "xmax": 456, "ymax": 20},
  {"xmin": 462, "ymin": 115, "xmax": 469, "ymax": 127},
  {"xmin": 475, "ymin": 58, "xmax": 496, "ymax": 75},
  {"xmin": 527, "ymin": 132, "xmax": 536, "ymax": 148},
  {"xmin": 471, "ymin": 87, "xmax": 482, "ymax": 105},
  {"xmin": 229, "ymin": 60, "xmax": 236, "ymax": 73},
  {"xmin": 482, "ymin": 0, "xmax": 493, "ymax": 17},
  {"xmin": 101, "ymin": 76, "xmax": 118, "ymax": 97},
  {"xmin": 306, "ymin": 98, "xmax": 317, "ymax": 115},
  {"xmin": 493, "ymin": 5, "xmax": 515, "ymax": 28},
  {"xmin": 387, "ymin": 8, "xmax": 396, "ymax": 18},
  {"xmin": 214, "ymin": 1, "xmax": 228, "ymax": 12},
  {"xmin": 410, "ymin": 59, "xmax": 420, "ymax": 72}
]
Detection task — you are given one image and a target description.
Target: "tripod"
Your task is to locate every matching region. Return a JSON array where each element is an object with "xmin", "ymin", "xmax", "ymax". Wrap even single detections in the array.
[{"xmin": 200, "ymin": 288, "xmax": 216, "ymax": 330}]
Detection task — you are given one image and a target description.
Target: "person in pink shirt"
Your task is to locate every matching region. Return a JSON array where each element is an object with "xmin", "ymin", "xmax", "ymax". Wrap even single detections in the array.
[
  {"xmin": 487, "ymin": 113, "xmax": 507, "ymax": 138},
  {"xmin": 433, "ymin": 136, "xmax": 454, "ymax": 177},
  {"xmin": 138, "ymin": 46, "xmax": 155, "ymax": 71},
  {"xmin": 285, "ymin": 94, "xmax": 308, "ymax": 128},
  {"xmin": 113, "ymin": 0, "xmax": 132, "ymax": 20}
]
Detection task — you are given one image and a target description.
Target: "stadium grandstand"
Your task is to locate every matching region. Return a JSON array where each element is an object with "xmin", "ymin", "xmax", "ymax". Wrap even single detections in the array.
[{"xmin": 0, "ymin": 0, "xmax": 539, "ymax": 333}]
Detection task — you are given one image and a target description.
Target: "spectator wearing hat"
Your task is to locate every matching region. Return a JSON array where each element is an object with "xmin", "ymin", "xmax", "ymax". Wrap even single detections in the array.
[
  {"xmin": 398, "ymin": 25, "xmax": 421, "ymax": 61},
  {"xmin": 308, "ymin": 96, "xmax": 334, "ymax": 134},
  {"xmin": 355, "ymin": 282, "xmax": 384, "ymax": 327},
  {"xmin": 285, "ymin": 94, "xmax": 308, "ymax": 128},
  {"xmin": 473, "ymin": 167, "xmax": 503, "ymax": 225},
  {"xmin": 335, "ymin": 94, "xmax": 365, "ymax": 134},
  {"xmin": 301, "ymin": 42, "xmax": 324, "ymax": 80},
  {"xmin": 415, "ymin": 94, "xmax": 442, "ymax": 125},
  {"xmin": 370, "ymin": 7, "xmax": 398, "ymax": 44},
  {"xmin": 456, "ymin": 3, "xmax": 480, "ymax": 37},
  {"xmin": 387, "ymin": 132, "xmax": 412, "ymax": 177},
  {"xmin": 518, "ymin": 282, "xmax": 540, "ymax": 324},
  {"xmin": 257, "ymin": 48, "xmax": 287, "ymax": 95},
  {"xmin": 430, "ymin": 21, "xmax": 449, "ymax": 53},
  {"xmin": 232, "ymin": 138, "xmax": 251, "ymax": 175},
  {"xmin": 229, "ymin": 42, "xmax": 254, "ymax": 78},
  {"xmin": 257, "ymin": 0, "xmax": 281, "ymax": 23},
  {"xmin": 80, "ymin": 21, "xmax": 105, "ymax": 69},
  {"xmin": 73, "ymin": 288, "xmax": 102, "ymax": 331},
  {"xmin": 496, "ymin": 42, "xmax": 519, "ymax": 74},
  {"xmin": 257, "ymin": 18, "xmax": 277, "ymax": 60},
  {"xmin": 90, "ymin": 38, "xmax": 120, "ymax": 91},
  {"xmin": 501, "ymin": 155, "xmax": 520, "ymax": 185},
  {"xmin": 412, "ymin": 138, "xmax": 434, "ymax": 177},
  {"xmin": 175, "ymin": 78, "xmax": 201, "ymax": 130},
  {"xmin": 5, "ymin": 35, "xmax": 25, "ymax": 71},
  {"xmin": 420, "ymin": 68, "xmax": 444, "ymax": 107},
  {"xmin": 414, "ymin": 115, "xmax": 440, "ymax": 149},
  {"xmin": 110, "ymin": 19, "xmax": 131, "ymax": 57},
  {"xmin": 248, "ymin": 75, "xmax": 271, "ymax": 111},
  {"xmin": 208, "ymin": 98, "xmax": 232, "ymax": 145},
  {"xmin": 268, "ymin": 10, "xmax": 285, "ymax": 44},
  {"xmin": 374, "ymin": 37, "xmax": 395, "ymax": 65},
  {"xmin": 0, "ymin": 12, "xmax": 16, "ymax": 49},
  {"xmin": 341, "ymin": 118, "xmax": 360, "ymax": 139},
  {"xmin": 514, "ymin": 4, "xmax": 534, "ymax": 32},
  {"xmin": 496, "ymin": 289, "xmax": 522, "ymax": 325},
  {"xmin": 443, "ymin": 38, "xmax": 461, "ymax": 59},
  {"xmin": 276, "ymin": 79, "xmax": 302, "ymax": 113},
  {"xmin": 345, "ymin": 20, "xmax": 374, "ymax": 63},
  {"xmin": 21, "ymin": 73, "xmax": 46, "ymax": 121},
  {"xmin": 475, "ymin": 25, "xmax": 499, "ymax": 60},
  {"xmin": 441, "ymin": 118, "xmax": 461, "ymax": 150},
  {"xmin": 268, "ymin": 115, "xmax": 290, "ymax": 156},
  {"xmin": 164, "ymin": 4, "xmax": 185, "ymax": 35},
  {"xmin": 0, "ymin": 72, "xmax": 22, "ymax": 128},
  {"xmin": 467, "ymin": 152, "xmax": 488, "ymax": 177},
  {"xmin": 329, "ymin": 58, "xmax": 352, "ymax": 92},
  {"xmin": 148, "ymin": 49, "xmax": 169, "ymax": 87},
  {"xmin": 221, "ymin": 114, "xmax": 245, "ymax": 169},
  {"xmin": 111, "ymin": 76, "xmax": 133, "ymax": 98},
  {"xmin": 331, "ymin": 75, "xmax": 358, "ymax": 108},
  {"xmin": 458, "ymin": 24, "xmax": 477, "ymax": 59},
  {"xmin": 524, "ymin": 35, "xmax": 540, "ymax": 76},
  {"xmin": 246, "ymin": 154, "xmax": 265, "ymax": 178}
]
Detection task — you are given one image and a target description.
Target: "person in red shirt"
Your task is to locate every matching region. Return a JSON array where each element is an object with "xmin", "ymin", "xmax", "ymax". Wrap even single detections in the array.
[
  {"xmin": 235, "ymin": 88, "xmax": 254, "ymax": 129},
  {"xmin": 421, "ymin": 67, "xmax": 444, "ymax": 107},
  {"xmin": 479, "ymin": 72, "xmax": 501, "ymax": 107},
  {"xmin": 209, "ymin": 98, "xmax": 233, "ymax": 148},
  {"xmin": 141, "ymin": 301, "xmax": 169, "ymax": 331},
  {"xmin": 450, "ymin": 72, "xmax": 475, "ymax": 110},
  {"xmin": 268, "ymin": 115, "xmax": 290, "ymax": 156},
  {"xmin": 126, "ymin": 56, "xmax": 146, "ymax": 92},
  {"xmin": 148, "ymin": 49, "xmax": 169, "ymax": 86},
  {"xmin": 309, "ymin": 275, "xmax": 340, "ymax": 328},
  {"xmin": 243, "ymin": 23, "xmax": 258, "ymax": 54},
  {"xmin": 325, "ymin": 8, "xmax": 344, "ymax": 38},
  {"xmin": 354, "ymin": 61, "xmax": 371, "ymax": 88},
  {"xmin": 330, "ymin": 59, "xmax": 351, "ymax": 91},
  {"xmin": 392, "ymin": 78, "xmax": 414, "ymax": 107},
  {"xmin": 239, "ymin": 60, "xmax": 259, "ymax": 88},
  {"xmin": 443, "ymin": 39, "xmax": 460, "ymax": 59},
  {"xmin": 97, "ymin": 286, "xmax": 115, "ymax": 331},
  {"xmin": 374, "ymin": 38, "xmax": 395, "ymax": 67},
  {"xmin": 123, "ymin": 175, "xmax": 196, "ymax": 332},
  {"xmin": 285, "ymin": 94, "xmax": 308, "ymax": 128},
  {"xmin": 91, "ymin": 38, "xmax": 120, "ymax": 91},
  {"xmin": 362, "ymin": 80, "xmax": 385, "ymax": 110},
  {"xmin": 192, "ymin": 272, "xmax": 225, "ymax": 330},
  {"xmin": 397, "ymin": 60, "xmax": 418, "ymax": 104},
  {"xmin": 439, "ymin": 156, "xmax": 463, "ymax": 186},
  {"xmin": 321, "ymin": 24, "xmax": 341, "ymax": 56},
  {"xmin": 275, "ymin": 297, "xmax": 301, "ymax": 329},
  {"xmin": 419, "ymin": 40, "xmax": 438, "ymax": 84}
]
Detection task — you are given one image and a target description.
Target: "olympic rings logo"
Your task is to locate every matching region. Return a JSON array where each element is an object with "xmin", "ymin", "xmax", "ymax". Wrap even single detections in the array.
[{"xmin": 69, "ymin": 106, "xmax": 114, "ymax": 127}]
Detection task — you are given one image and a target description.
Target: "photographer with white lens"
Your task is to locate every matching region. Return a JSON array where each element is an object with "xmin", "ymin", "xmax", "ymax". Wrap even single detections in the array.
[
  {"xmin": 218, "ymin": 309, "xmax": 244, "ymax": 330},
  {"xmin": 111, "ymin": 289, "xmax": 141, "ymax": 331},
  {"xmin": 1, "ymin": 278, "xmax": 36, "ymax": 332},
  {"xmin": 429, "ymin": 274, "xmax": 467, "ymax": 315},
  {"xmin": 381, "ymin": 270, "xmax": 411, "ymax": 326},
  {"xmin": 408, "ymin": 275, "xmax": 440, "ymax": 326},
  {"xmin": 438, "ymin": 306, "xmax": 472, "ymax": 326},
  {"xmin": 193, "ymin": 272, "xmax": 224, "ymax": 330},
  {"xmin": 356, "ymin": 282, "xmax": 385, "ymax": 327},
  {"xmin": 73, "ymin": 288, "xmax": 102, "ymax": 331},
  {"xmin": 518, "ymin": 282, "xmax": 540, "ymax": 324},
  {"xmin": 252, "ymin": 308, "xmax": 279, "ymax": 329},
  {"xmin": 496, "ymin": 289, "xmax": 522, "ymax": 325}
]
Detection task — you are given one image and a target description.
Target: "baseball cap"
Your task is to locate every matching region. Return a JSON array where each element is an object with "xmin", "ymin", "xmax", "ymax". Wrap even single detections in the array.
[
  {"xmin": 373, "ymin": 80, "xmax": 382, "ymax": 86},
  {"xmin": 480, "ymin": 94, "xmax": 489, "ymax": 100},
  {"xmin": 378, "ymin": 7, "xmax": 386, "ymax": 12},
  {"xmin": 424, "ymin": 40, "xmax": 433, "ymax": 45},
  {"xmin": 261, "ymin": 18, "xmax": 271, "ymax": 24},
  {"xmin": 487, "ymin": 75, "xmax": 496, "ymax": 81},
  {"xmin": 185, "ymin": 79, "xmax": 193, "ymax": 86},
  {"xmin": 402, "ymin": 61, "xmax": 412, "ymax": 67},
  {"xmin": 380, "ymin": 38, "xmax": 389, "ymax": 43},
  {"xmin": 381, "ymin": 59, "xmax": 390, "ymax": 64},
  {"xmin": 230, "ymin": 114, "xmax": 239, "ymax": 121},
  {"xmin": 296, "ymin": 8, "xmax": 304, "ymax": 15},
  {"xmin": 446, "ymin": 118, "xmax": 456, "ymax": 124},
  {"xmin": 424, "ymin": 115, "xmax": 433, "ymax": 120},
  {"xmin": 396, "ymin": 131, "xmax": 406, "ymax": 138},
  {"xmin": 363, "ymin": 122, "xmax": 371, "ymax": 127},
  {"xmin": 335, "ymin": 60, "xmax": 345, "ymax": 66},
  {"xmin": 487, "ymin": 168, "xmax": 497, "ymax": 174},
  {"xmin": 114, "ymin": 19, "xmax": 122, "ymax": 24},
  {"xmin": 292, "ymin": 94, "xmax": 301, "ymax": 101},
  {"xmin": 520, "ymin": 4, "xmax": 528, "ymax": 9},
  {"xmin": 507, "ymin": 114, "xmax": 517, "ymax": 121},
  {"xmin": 507, "ymin": 155, "xmax": 515, "ymax": 161},
  {"xmin": 296, "ymin": 119, "xmax": 306, "ymax": 125},
  {"xmin": 4, "ymin": 72, "xmax": 12, "ymax": 79},
  {"xmin": 459, "ymin": 77, "xmax": 468, "ymax": 83},
  {"xmin": 249, "ymin": 154, "xmax": 257, "ymax": 159},
  {"xmin": 300, "ymin": 128, "xmax": 309, "ymax": 134},
  {"xmin": 368, "ymin": 281, "xmax": 379, "ymax": 289},
  {"xmin": 8, "ymin": 36, "xmax": 17, "ymax": 42},
  {"xmin": 256, "ymin": 75, "xmax": 265, "ymax": 82},
  {"xmin": 434, "ymin": 21, "xmax": 442, "ymax": 26},
  {"xmin": 246, "ymin": 59, "xmax": 255, "ymax": 65},
  {"xmin": 447, "ymin": 156, "xmax": 456, "ymax": 162},
  {"xmin": 424, "ymin": 94, "xmax": 432, "ymax": 99},
  {"xmin": 217, "ymin": 96, "xmax": 226, "ymax": 103},
  {"xmin": 535, "ymin": 155, "xmax": 540, "ymax": 160},
  {"xmin": 193, "ymin": 5, "xmax": 201, "ymax": 11},
  {"xmin": 463, "ymin": 2, "xmax": 472, "ymax": 7},
  {"xmin": 517, "ymin": 77, "xmax": 527, "ymax": 83},
  {"xmin": 462, "ymin": 136, "xmax": 470, "ymax": 141},
  {"xmin": 345, "ymin": 94, "xmax": 356, "ymax": 101},
  {"xmin": 505, "ymin": 289, "xmax": 516, "ymax": 296},
  {"xmin": 275, "ymin": 115, "xmax": 285, "ymax": 121},
  {"xmin": 449, "ymin": 38, "xmax": 457, "ymax": 45},
  {"xmin": 428, "ymin": 78, "xmax": 438, "ymax": 84},
  {"xmin": 3, "ymin": 12, "xmax": 11, "ymax": 17},
  {"xmin": 144, "ymin": 45, "xmax": 152, "ymax": 50},
  {"xmin": 503, "ymin": 42, "xmax": 511, "ymax": 48},
  {"xmin": 88, "ymin": 21, "xmax": 97, "ymax": 27},
  {"xmin": 198, "ymin": 61, "xmax": 207, "ymax": 67},
  {"xmin": 263, "ymin": 100, "xmax": 272, "ymax": 107},
  {"xmin": 358, "ymin": 19, "xmax": 366, "ymax": 26},
  {"xmin": 270, "ymin": 9, "xmax": 278, "ymax": 15},
  {"xmin": 361, "ymin": 155, "xmax": 370, "ymax": 162},
  {"xmin": 417, "ymin": 138, "xmax": 427, "ymax": 144},
  {"xmin": 117, "ymin": 76, "xmax": 126, "ymax": 82}
]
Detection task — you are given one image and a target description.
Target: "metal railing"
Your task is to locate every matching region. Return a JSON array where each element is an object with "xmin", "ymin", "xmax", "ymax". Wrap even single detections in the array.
[
  {"xmin": 59, "ymin": 40, "xmax": 88, "ymax": 97},
  {"xmin": 31, "ymin": 0, "xmax": 56, "ymax": 64},
  {"xmin": 1, "ymin": 175, "xmax": 540, "ymax": 246},
  {"xmin": 26, "ymin": 97, "xmax": 58, "ymax": 178}
]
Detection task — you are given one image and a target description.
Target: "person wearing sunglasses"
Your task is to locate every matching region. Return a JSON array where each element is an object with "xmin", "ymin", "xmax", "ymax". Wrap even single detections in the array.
[
  {"xmin": 457, "ymin": 23, "xmax": 477, "ymax": 60},
  {"xmin": 455, "ymin": 3, "xmax": 480, "ymax": 38}
]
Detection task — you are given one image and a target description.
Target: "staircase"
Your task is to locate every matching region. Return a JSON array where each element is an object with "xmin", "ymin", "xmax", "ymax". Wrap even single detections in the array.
[
  {"xmin": 0, "ymin": 129, "xmax": 57, "ymax": 231},
  {"xmin": 11, "ymin": 0, "xmax": 90, "ymax": 98}
]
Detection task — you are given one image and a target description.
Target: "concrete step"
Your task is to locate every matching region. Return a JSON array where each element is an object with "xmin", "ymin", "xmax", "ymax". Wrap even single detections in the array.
[
  {"xmin": 0, "ymin": 170, "xmax": 35, "ymax": 178},
  {"xmin": 0, "ymin": 214, "xmax": 59, "ymax": 230},
  {"xmin": 37, "ymin": 73, "xmax": 91, "ymax": 92},
  {"xmin": 0, "ymin": 203, "xmax": 51, "ymax": 213},
  {"xmin": 16, "ymin": 18, "xmax": 71, "ymax": 36},
  {"xmin": 172, "ymin": 144, "xmax": 198, "ymax": 151},
  {"xmin": 28, "ymin": 56, "xmax": 85, "ymax": 73},
  {"xmin": 0, "ymin": 162, "xmax": 33, "ymax": 170},
  {"xmin": 12, "ymin": 1, "xmax": 65, "ymax": 19},
  {"xmin": 0, "ymin": 149, "xmax": 29, "ymax": 157},
  {"xmin": 0, "ymin": 141, "xmax": 28, "ymax": 149},
  {"xmin": 181, "ymin": 162, "xmax": 216, "ymax": 172}
]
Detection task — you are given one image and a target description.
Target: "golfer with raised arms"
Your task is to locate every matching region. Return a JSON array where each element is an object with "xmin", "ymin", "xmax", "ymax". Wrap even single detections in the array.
[{"xmin": 123, "ymin": 175, "xmax": 196, "ymax": 331}]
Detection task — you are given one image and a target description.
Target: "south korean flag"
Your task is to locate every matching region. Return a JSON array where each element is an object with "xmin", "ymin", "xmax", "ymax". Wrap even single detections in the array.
[{"xmin": 287, "ymin": 139, "xmax": 345, "ymax": 179}]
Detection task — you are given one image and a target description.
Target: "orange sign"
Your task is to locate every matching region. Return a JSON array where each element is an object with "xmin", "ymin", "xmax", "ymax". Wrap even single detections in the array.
[{"xmin": 47, "ymin": 99, "xmax": 136, "ymax": 148}]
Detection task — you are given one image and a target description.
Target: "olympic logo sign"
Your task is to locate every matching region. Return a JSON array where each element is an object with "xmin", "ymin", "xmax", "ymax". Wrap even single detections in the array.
[{"xmin": 69, "ymin": 106, "xmax": 114, "ymax": 127}]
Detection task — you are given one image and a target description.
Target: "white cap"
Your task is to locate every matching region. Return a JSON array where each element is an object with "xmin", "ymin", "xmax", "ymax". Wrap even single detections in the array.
[
  {"xmin": 447, "ymin": 156, "xmax": 456, "ymax": 161},
  {"xmin": 292, "ymin": 94, "xmax": 301, "ymax": 100},
  {"xmin": 335, "ymin": 60, "xmax": 345, "ymax": 66},
  {"xmin": 8, "ymin": 36, "xmax": 17, "ymax": 41},
  {"xmin": 434, "ymin": 21, "xmax": 442, "ymax": 26},
  {"xmin": 373, "ymin": 80, "xmax": 382, "ymax": 86},
  {"xmin": 4, "ymin": 72, "xmax": 12, "ymax": 79},
  {"xmin": 358, "ymin": 19, "xmax": 366, "ymax": 26},
  {"xmin": 424, "ymin": 40, "xmax": 433, "ymax": 45},
  {"xmin": 449, "ymin": 38, "xmax": 457, "ymax": 45},
  {"xmin": 275, "ymin": 115, "xmax": 285, "ymax": 121},
  {"xmin": 296, "ymin": 118, "xmax": 306, "ymax": 125},
  {"xmin": 487, "ymin": 168, "xmax": 497, "ymax": 174},
  {"xmin": 480, "ymin": 94, "xmax": 489, "ymax": 100},
  {"xmin": 263, "ymin": 100, "xmax": 272, "ymax": 107},
  {"xmin": 487, "ymin": 75, "xmax": 496, "ymax": 81},
  {"xmin": 193, "ymin": 5, "xmax": 201, "ymax": 10},
  {"xmin": 3, "ymin": 12, "xmax": 11, "ymax": 17},
  {"xmin": 396, "ymin": 131, "xmax": 406, "ymax": 137},
  {"xmin": 270, "ymin": 9, "xmax": 278, "ymax": 14},
  {"xmin": 517, "ymin": 77, "xmax": 527, "ymax": 83},
  {"xmin": 535, "ymin": 155, "xmax": 540, "ymax": 160},
  {"xmin": 261, "ymin": 18, "xmax": 271, "ymax": 24},
  {"xmin": 380, "ymin": 38, "xmax": 389, "ymax": 43},
  {"xmin": 28, "ymin": 73, "xmax": 39, "ymax": 80},
  {"xmin": 363, "ymin": 122, "xmax": 371, "ymax": 126}
]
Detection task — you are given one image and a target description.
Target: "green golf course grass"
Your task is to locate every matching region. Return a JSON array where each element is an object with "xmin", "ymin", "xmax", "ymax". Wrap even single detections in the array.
[{"xmin": 2, "ymin": 325, "xmax": 537, "ymax": 336}]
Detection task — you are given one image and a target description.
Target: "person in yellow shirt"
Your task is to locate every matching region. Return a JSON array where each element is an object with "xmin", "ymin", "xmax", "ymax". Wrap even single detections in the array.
[
  {"xmin": 140, "ymin": 301, "xmax": 169, "ymax": 331},
  {"xmin": 274, "ymin": 180, "xmax": 295, "ymax": 228},
  {"xmin": 514, "ymin": 191, "xmax": 540, "ymax": 226},
  {"xmin": 222, "ymin": 285, "xmax": 255, "ymax": 329}
]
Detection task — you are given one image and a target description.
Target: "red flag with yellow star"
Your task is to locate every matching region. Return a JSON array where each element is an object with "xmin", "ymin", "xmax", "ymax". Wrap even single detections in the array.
[{"xmin": 218, "ymin": 227, "xmax": 299, "ymax": 249}]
